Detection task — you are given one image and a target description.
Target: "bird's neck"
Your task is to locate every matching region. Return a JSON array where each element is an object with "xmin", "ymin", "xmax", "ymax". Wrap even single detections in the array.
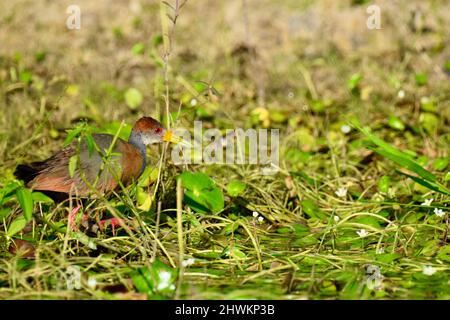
[{"xmin": 128, "ymin": 131, "xmax": 147, "ymax": 175}]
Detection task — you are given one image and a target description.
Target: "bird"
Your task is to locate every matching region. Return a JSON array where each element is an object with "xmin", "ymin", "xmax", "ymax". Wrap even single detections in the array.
[{"xmin": 14, "ymin": 116, "xmax": 180, "ymax": 198}]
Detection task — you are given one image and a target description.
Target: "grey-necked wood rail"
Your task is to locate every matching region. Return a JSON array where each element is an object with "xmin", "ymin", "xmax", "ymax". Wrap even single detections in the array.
[{"xmin": 14, "ymin": 116, "xmax": 179, "ymax": 198}]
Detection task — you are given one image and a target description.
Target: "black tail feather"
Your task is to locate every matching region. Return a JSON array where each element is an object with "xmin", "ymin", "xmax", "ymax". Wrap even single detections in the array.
[{"xmin": 14, "ymin": 164, "xmax": 40, "ymax": 185}]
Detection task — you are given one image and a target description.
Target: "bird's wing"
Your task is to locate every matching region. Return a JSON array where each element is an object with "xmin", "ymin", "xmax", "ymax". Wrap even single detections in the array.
[{"xmin": 29, "ymin": 134, "xmax": 129, "ymax": 196}]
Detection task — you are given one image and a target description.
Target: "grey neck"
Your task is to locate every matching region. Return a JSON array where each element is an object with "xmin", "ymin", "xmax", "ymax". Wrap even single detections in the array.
[{"xmin": 128, "ymin": 131, "xmax": 147, "ymax": 175}]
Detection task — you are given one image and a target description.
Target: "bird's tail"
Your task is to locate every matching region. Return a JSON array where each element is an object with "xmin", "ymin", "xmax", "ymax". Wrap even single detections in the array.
[{"xmin": 14, "ymin": 164, "xmax": 40, "ymax": 185}]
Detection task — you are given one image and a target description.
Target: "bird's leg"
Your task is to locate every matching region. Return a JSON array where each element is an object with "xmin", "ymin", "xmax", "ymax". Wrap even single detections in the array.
[
  {"xmin": 68, "ymin": 206, "xmax": 82, "ymax": 231},
  {"xmin": 98, "ymin": 217, "xmax": 134, "ymax": 235}
]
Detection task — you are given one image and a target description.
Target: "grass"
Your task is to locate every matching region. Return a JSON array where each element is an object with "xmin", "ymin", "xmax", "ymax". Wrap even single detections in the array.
[{"xmin": 0, "ymin": 0, "xmax": 449, "ymax": 299}]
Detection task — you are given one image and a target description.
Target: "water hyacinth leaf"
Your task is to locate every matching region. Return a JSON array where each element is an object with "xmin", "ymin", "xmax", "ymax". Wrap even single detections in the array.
[
  {"xmin": 227, "ymin": 180, "xmax": 247, "ymax": 197},
  {"xmin": 178, "ymin": 172, "xmax": 224, "ymax": 214},
  {"xmin": 16, "ymin": 187, "xmax": 33, "ymax": 221},
  {"xmin": 132, "ymin": 42, "xmax": 145, "ymax": 55},
  {"xmin": 7, "ymin": 215, "xmax": 27, "ymax": 237},
  {"xmin": 388, "ymin": 116, "xmax": 405, "ymax": 131},
  {"xmin": 415, "ymin": 73, "xmax": 428, "ymax": 86},
  {"xmin": 125, "ymin": 88, "xmax": 143, "ymax": 110}
]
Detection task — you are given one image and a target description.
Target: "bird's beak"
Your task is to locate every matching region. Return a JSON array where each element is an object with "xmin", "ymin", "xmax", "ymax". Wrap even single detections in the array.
[{"xmin": 163, "ymin": 129, "xmax": 183, "ymax": 144}]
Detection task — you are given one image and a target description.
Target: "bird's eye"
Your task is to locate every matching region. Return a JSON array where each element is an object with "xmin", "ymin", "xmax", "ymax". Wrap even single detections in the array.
[{"xmin": 154, "ymin": 127, "xmax": 162, "ymax": 134}]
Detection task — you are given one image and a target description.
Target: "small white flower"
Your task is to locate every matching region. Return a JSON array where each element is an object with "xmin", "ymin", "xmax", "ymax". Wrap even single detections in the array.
[
  {"xmin": 397, "ymin": 90, "xmax": 405, "ymax": 99},
  {"xmin": 181, "ymin": 258, "xmax": 196, "ymax": 267},
  {"xmin": 190, "ymin": 98, "xmax": 197, "ymax": 106},
  {"xmin": 333, "ymin": 216, "xmax": 340, "ymax": 222},
  {"xmin": 156, "ymin": 271, "xmax": 173, "ymax": 291},
  {"xmin": 434, "ymin": 208, "xmax": 445, "ymax": 218},
  {"xmin": 422, "ymin": 266, "xmax": 437, "ymax": 276},
  {"xmin": 257, "ymin": 216, "xmax": 264, "ymax": 223},
  {"xmin": 376, "ymin": 247, "xmax": 384, "ymax": 254},
  {"xmin": 288, "ymin": 92, "xmax": 294, "ymax": 98},
  {"xmin": 421, "ymin": 198, "xmax": 433, "ymax": 206},
  {"xmin": 357, "ymin": 229, "xmax": 369, "ymax": 238},
  {"xmin": 341, "ymin": 125, "xmax": 351, "ymax": 134},
  {"xmin": 87, "ymin": 277, "xmax": 97, "ymax": 289},
  {"xmin": 335, "ymin": 187, "xmax": 347, "ymax": 198},
  {"xmin": 252, "ymin": 211, "xmax": 259, "ymax": 218}
]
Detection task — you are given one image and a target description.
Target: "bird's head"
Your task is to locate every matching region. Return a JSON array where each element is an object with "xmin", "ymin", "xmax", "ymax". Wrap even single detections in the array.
[{"xmin": 131, "ymin": 116, "xmax": 181, "ymax": 145}]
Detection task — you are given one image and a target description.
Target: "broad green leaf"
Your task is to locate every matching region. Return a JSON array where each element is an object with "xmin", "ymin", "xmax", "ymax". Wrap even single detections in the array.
[
  {"xmin": 415, "ymin": 73, "xmax": 428, "ymax": 86},
  {"xmin": 132, "ymin": 42, "xmax": 145, "ymax": 55},
  {"xmin": 16, "ymin": 187, "xmax": 33, "ymax": 221},
  {"xmin": 7, "ymin": 215, "xmax": 27, "ymax": 237},
  {"xmin": 388, "ymin": 116, "xmax": 405, "ymax": 131},
  {"xmin": 178, "ymin": 172, "xmax": 224, "ymax": 214},
  {"xmin": 227, "ymin": 180, "xmax": 247, "ymax": 197}
]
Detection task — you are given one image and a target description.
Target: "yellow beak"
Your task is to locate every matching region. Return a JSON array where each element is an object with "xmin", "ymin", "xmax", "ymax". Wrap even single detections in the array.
[{"xmin": 163, "ymin": 129, "xmax": 182, "ymax": 143}]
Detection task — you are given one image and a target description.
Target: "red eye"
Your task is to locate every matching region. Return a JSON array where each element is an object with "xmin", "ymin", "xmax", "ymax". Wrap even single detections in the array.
[{"xmin": 154, "ymin": 127, "xmax": 162, "ymax": 134}]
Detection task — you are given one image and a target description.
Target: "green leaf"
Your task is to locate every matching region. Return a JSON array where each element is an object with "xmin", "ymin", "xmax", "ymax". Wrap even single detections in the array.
[
  {"xmin": 124, "ymin": 88, "xmax": 143, "ymax": 110},
  {"xmin": 64, "ymin": 125, "xmax": 84, "ymax": 147},
  {"xmin": 69, "ymin": 155, "xmax": 78, "ymax": 178},
  {"xmin": 31, "ymin": 192, "xmax": 54, "ymax": 204},
  {"xmin": 0, "ymin": 207, "xmax": 12, "ymax": 220},
  {"xmin": 347, "ymin": 73, "xmax": 362, "ymax": 91},
  {"xmin": 368, "ymin": 146, "xmax": 436, "ymax": 183},
  {"xmin": 388, "ymin": 116, "xmax": 405, "ymax": 131},
  {"xmin": 301, "ymin": 199, "xmax": 327, "ymax": 220},
  {"xmin": 132, "ymin": 42, "xmax": 145, "ymax": 55},
  {"xmin": 85, "ymin": 134, "xmax": 95, "ymax": 157},
  {"xmin": 378, "ymin": 175, "xmax": 390, "ymax": 193},
  {"xmin": 433, "ymin": 158, "xmax": 449, "ymax": 172},
  {"xmin": 131, "ymin": 259, "xmax": 177, "ymax": 296},
  {"xmin": 227, "ymin": 180, "xmax": 247, "ymax": 197},
  {"xmin": 16, "ymin": 188, "xmax": 33, "ymax": 221},
  {"xmin": 7, "ymin": 215, "xmax": 27, "ymax": 237},
  {"xmin": 415, "ymin": 73, "xmax": 428, "ymax": 86},
  {"xmin": 178, "ymin": 172, "xmax": 224, "ymax": 214}
]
